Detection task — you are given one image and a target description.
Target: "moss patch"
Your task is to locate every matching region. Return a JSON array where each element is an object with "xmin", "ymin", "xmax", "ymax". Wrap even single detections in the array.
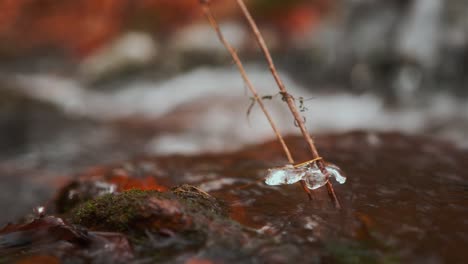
[
  {"xmin": 68, "ymin": 186, "xmax": 236, "ymax": 262},
  {"xmin": 69, "ymin": 186, "xmax": 229, "ymax": 235},
  {"xmin": 71, "ymin": 189, "xmax": 163, "ymax": 232}
]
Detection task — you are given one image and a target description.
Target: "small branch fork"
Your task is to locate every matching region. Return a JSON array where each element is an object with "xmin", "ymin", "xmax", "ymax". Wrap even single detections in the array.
[{"xmin": 199, "ymin": 0, "xmax": 341, "ymax": 208}]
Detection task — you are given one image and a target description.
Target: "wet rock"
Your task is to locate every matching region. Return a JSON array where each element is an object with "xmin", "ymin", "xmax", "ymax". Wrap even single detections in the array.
[
  {"xmin": 65, "ymin": 187, "xmax": 247, "ymax": 263},
  {"xmin": 1, "ymin": 132, "xmax": 467, "ymax": 263},
  {"xmin": 60, "ymin": 184, "xmax": 247, "ymax": 259},
  {"xmin": 1, "ymin": 186, "xmax": 246, "ymax": 263},
  {"xmin": 0, "ymin": 216, "xmax": 90, "ymax": 249},
  {"xmin": 172, "ymin": 184, "xmax": 228, "ymax": 217},
  {"xmin": 0, "ymin": 216, "xmax": 133, "ymax": 263}
]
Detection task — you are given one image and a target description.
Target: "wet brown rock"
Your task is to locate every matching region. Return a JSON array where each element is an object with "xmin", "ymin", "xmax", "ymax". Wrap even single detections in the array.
[
  {"xmin": 0, "ymin": 216, "xmax": 133, "ymax": 263},
  {"xmin": 0, "ymin": 216, "xmax": 90, "ymax": 247},
  {"xmin": 1, "ymin": 132, "xmax": 466, "ymax": 263},
  {"xmin": 172, "ymin": 184, "xmax": 228, "ymax": 217}
]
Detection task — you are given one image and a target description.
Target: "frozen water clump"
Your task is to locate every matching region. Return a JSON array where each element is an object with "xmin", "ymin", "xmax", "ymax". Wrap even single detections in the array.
[
  {"xmin": 325, "ymin": 164, "xmax": 347, "ymax": 184},
  {"xmin": 265, "ymin": 165, "xmax": 306, "ymax": 185},
  {"xmin": 303, "ymin": 166, "xmax": 328, "ymax": 190},
  {"xmin": 304, "ymin": 164, "xmax": 347, "ymax": 190},
  {"xmin": 265, "ymin": 162, "xmax": 346, "ymax": 190}
]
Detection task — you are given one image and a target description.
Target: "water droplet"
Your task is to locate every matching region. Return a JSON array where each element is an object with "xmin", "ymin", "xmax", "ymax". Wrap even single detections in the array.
[{"xmin": 33, "ymin": 206, "xmax": 46, "ymax": 217}]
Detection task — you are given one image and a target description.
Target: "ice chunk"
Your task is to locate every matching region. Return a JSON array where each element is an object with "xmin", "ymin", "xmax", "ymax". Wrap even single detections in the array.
[
  {"xmin": 265, "ymin": 162, "xmax": 346, "ymax": 190},
  {"xmin": 326, "ymin": 164, "xmax": 347, "ymax": 184},
  {"xmin": 304, "ymin": 167, "xmax": 328, "ymax": 190},
  {"xmin": 265, "ymin": 165, "xmax": 305, "ymax": 185}
]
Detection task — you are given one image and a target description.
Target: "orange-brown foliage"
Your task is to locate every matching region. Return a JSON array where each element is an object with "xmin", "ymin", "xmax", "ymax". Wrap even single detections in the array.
[{"xmin": 0, "ymin": 0, "xmax": 333, "ymax": 57}]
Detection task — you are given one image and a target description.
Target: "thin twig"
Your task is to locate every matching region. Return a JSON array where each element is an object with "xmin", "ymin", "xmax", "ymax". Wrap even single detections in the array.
[
  {"xmin": 199, "ymin": 3, "xmax": 295, "ymax": 166},
  {"xmin": 235, "ymin": 0, "xmax": 341, "ymax": 208},
  {"xmin": 200, "ymin": 1, "xmax": 314, "ymax": 200}
]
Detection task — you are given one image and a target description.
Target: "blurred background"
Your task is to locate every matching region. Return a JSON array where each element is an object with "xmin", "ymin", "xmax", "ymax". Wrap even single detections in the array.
[{"xmin": 0, "ymin": 0, "xmax": 467, "ymax": 223}]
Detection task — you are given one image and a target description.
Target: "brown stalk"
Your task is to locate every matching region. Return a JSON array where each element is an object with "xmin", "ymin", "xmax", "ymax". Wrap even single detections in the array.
[
  {"xmin": 200, "ymin": 1, "xmax": 315, "ymax": 200},
  {"xmin": 234, "ymin": 0, "xmax": 341, "ymax": 209},
  {"xmin": 199, "ymin": 3, "xmax": 294, "ymax": 165}
]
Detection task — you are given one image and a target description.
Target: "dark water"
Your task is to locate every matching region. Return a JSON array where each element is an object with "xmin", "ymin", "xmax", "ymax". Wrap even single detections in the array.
[{"xmin": 0, "ymin": 132, "xmax": 467, "ymax": 263}]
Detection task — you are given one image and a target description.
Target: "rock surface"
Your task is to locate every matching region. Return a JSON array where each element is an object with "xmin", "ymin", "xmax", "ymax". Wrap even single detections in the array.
[{"xmin": 0, "ymin": 132, "xmax": 467, "ymax": 263}]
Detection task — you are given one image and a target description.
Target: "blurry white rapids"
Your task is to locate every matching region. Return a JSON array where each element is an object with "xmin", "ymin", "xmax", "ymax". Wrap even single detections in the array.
[
  {"xmin": 4, "ymin": 65, "xmax": 468, "ymax": 154},
  {"xmin": 265, "ymin": 162, "xmax": 346, "ymax": 190}
]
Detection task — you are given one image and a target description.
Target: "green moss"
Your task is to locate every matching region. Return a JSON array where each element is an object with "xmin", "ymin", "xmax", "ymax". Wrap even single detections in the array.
[
  {"xmin": 70, "ymin": 189, "xmax": 160, "ymax": 232},
  {"xmin": 70, "ymin": 186, "xmax": 227, "ymax": 233},
  {"xmin": 68, "ymin": 186, "xmax": 226, "ymax": 262}
]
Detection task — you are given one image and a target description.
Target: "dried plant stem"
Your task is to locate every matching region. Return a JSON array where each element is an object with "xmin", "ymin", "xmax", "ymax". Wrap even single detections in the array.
[
  {"xmin": 235, "ymin": 0, "xmax": 341, "ymax": 208},
  {"xmin": 200, "ymin": 4, "xmax": 294, "ymax": 166}
]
